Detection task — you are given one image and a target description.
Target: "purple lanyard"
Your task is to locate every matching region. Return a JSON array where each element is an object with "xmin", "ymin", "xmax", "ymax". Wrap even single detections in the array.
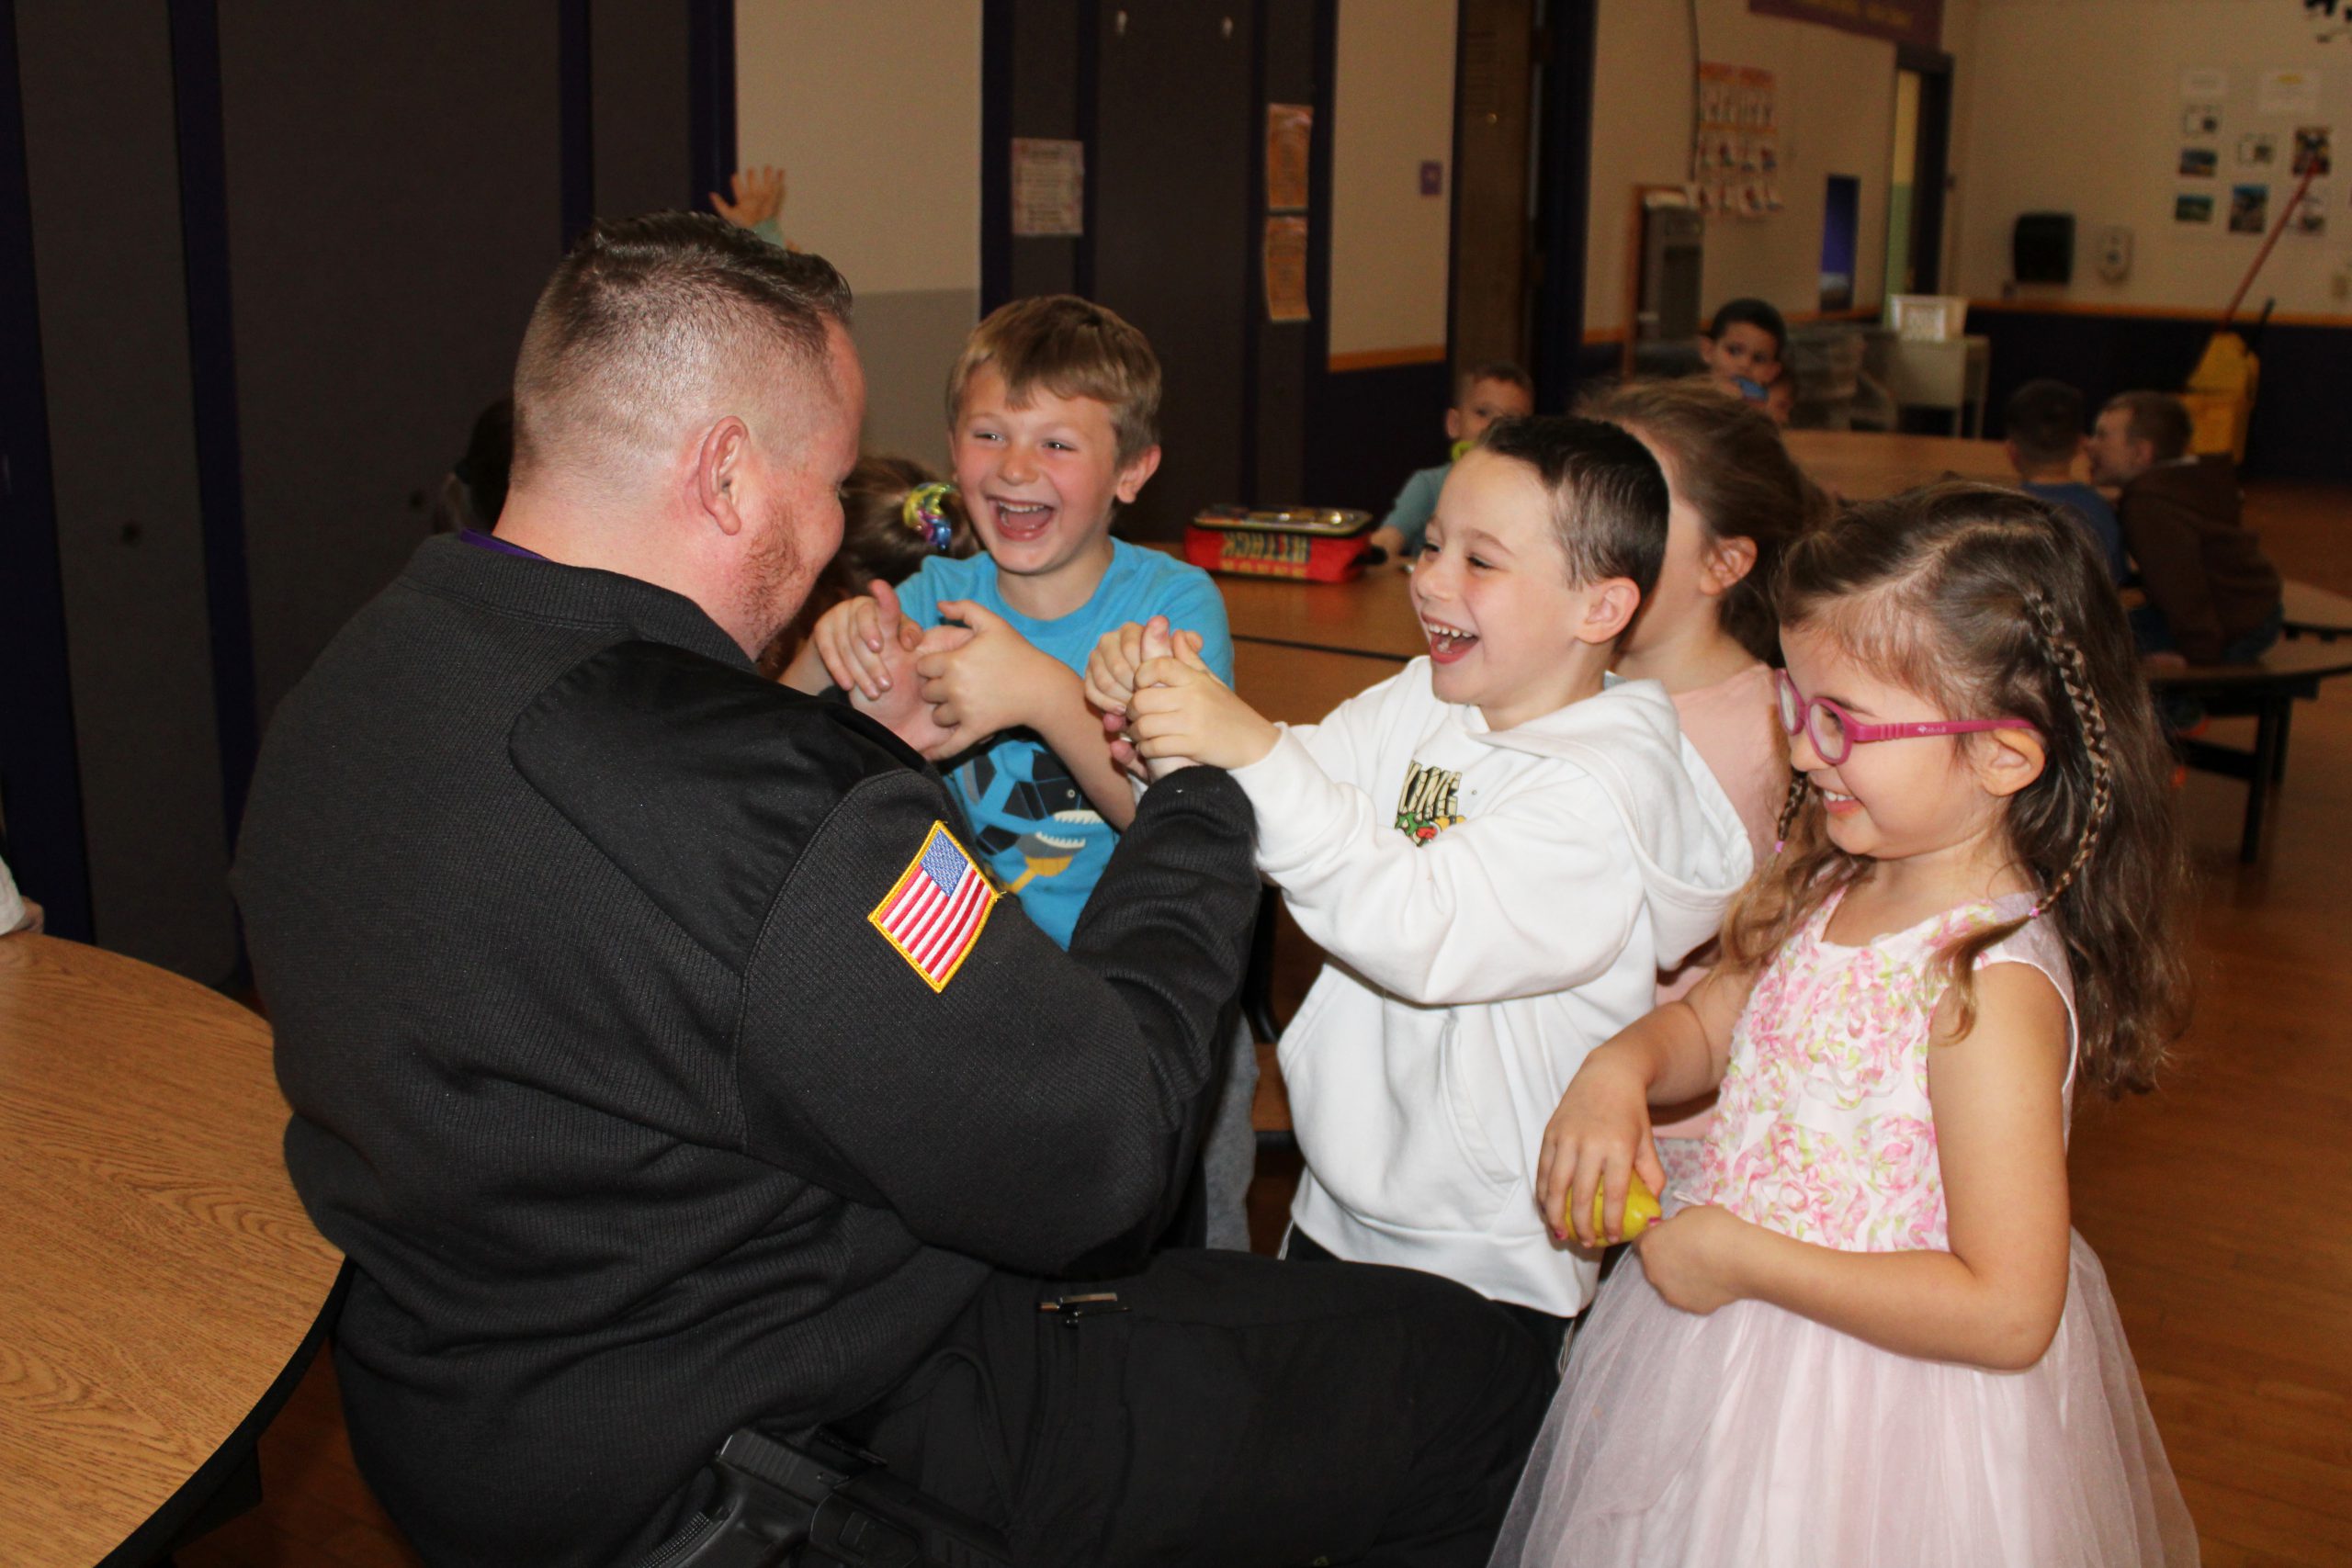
[{"xmin": 459, "ymin": 528, "xmax": 548, "ymax": 562}]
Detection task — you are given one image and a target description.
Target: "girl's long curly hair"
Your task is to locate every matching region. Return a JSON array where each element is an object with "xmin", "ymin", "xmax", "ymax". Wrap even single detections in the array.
[{"xmin": 1721, "ymin": 481, "xmax": 2190, "ymax": 1095}]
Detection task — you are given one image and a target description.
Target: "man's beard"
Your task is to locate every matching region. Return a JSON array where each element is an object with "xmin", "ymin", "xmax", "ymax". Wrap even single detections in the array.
[{"xmin": 738, "ymin": 510, "xmax": 818, "ymax": 659}]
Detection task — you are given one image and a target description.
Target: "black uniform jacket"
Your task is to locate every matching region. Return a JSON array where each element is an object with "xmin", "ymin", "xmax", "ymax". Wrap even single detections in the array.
[{"xmin": 232, "ymin": 536, "xmax": 1260, "ymax": 1566}]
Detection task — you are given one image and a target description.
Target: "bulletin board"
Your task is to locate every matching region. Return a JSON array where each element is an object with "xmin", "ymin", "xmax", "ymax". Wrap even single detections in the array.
[
  {"xmin": 2170, "ymin": 63, "xmax": 2350, "ymax": 250},
  {"xmin": 1692, "ymin": 62, "xmax": 1781, "ymax": 219}
]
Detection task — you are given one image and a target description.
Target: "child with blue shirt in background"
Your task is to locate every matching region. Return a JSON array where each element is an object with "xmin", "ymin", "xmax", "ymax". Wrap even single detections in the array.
[
  {"xmin": 2005, "ymin": 378, "xmax": 2126, "ymax": 584},
  {"xmin": 1365, "ymin": 362, "xmax": 1536, "ymax": 561}
]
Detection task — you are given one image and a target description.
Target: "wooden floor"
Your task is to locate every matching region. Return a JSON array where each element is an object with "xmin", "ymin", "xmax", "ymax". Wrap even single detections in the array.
[{"xmin": 179, "ymin": 483, "xmax": 2350, "ymax": 1567}]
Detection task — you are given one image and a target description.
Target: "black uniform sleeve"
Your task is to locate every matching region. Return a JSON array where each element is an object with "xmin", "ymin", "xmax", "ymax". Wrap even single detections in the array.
[
  {"xmin": 737, "ymin": 762, "xmax": 1258, "ymax": 1276},
  {"xmin": 510, "ymin": 639, "xmax": 1261, "ymax": 1277}
]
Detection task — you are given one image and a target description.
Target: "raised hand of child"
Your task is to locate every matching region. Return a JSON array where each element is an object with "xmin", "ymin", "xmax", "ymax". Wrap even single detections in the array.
[
  {"xmin": 1125, "ymin": 638, "xmax": 1279, "ymax": 773},
  {"xmin": 812, "ymin": 580, "xmax": 922, "ymax": 701},
  {"xmin": 918, "ymin": 600, "xmax": 1078, "ymax": 754},
  {"xmin": 1083, "ymin": 619, "xmax": 1205, "ymax": 722},
  {"xmin": 1632, "ymin": 1204, "xmax": 1754, "ymax": 1315},
  {"xmin": 709, "ymin": 164, "xmax": 786, "ymax": 230},
  {"xmin": 849, "ymin": 622, "xmax": 974, "ymax": 759},
  {"xmin": 1535, "ymin": 1050, "xmax": 1668, "ymax": 1248}
]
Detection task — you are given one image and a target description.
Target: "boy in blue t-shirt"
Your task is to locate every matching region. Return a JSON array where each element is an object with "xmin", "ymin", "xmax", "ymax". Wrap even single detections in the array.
[
  {"xmin": 2004, "ymin": 378, "xmax": 2127, "ymax": 584},
  {"xmin": 804, "ymin": 294, "xmax": 1233, "ymax": 947},
  {"xmin": 1366, "ymin": 362, "xmax": 1534, "ymax": 560}
]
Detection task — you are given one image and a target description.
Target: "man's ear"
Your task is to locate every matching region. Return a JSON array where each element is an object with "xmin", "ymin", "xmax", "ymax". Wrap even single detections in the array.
[
  {"xmin": 1700, "ymin": 535, "xmax": 1758, "ymax": 597},
  {"xmin": 1975, "ymin": 727, "xmax": 2048, "ymax": 799},
  {"xmin": 1577, "ymin": 577, "xmax": 1643, "ymax": 646},
  {"xmin": 1114, "ymin": 444, "xmax": 1163, "ymax": 503},
  {"xmin": 694, "ymin": 416, "xmax": 752, "ymax": 536}
]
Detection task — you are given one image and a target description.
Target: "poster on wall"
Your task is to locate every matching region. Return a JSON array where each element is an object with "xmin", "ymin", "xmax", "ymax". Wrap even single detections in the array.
[
  {"xmin": 1266, "ymin": 104, "xmax": 1312, "ymax": 212},
  {"xmin": 1263, "ymin": 216, "xmax": 1309, "ymax": 322},
  {"xmin": 2239, "ymin": 132, "xmax": 2278, "ymax": 168},
  {"xmin": 2290, "ymin": 191, "xmax": 2328, "ymax": 236},
  {"xmin": 2294, "ymin": 126, "xmax": 2333, "ymax": 176},
  {"xmin": 1010, "ymin": 139, "xmax": 1084, "ymax": 237},
  {"xmin": 1692, "ymin": 63, "xmax": 1780, "ymax": 218},
  {"xmin": 2181, "ymin": 68, "xmax": 2229, "ymax": 100},
  {"xmin": 1747, "ymin": 0, "xmax": 1940, "ymax": 51},
  {"xmin": 2176, "ymin": 192, "xmax": 2216, "ymax": 224},
  {"xmin": 2229, "ymin": 183, "xmax": 2270, "ymax": 233},
  {"xmin": 2183, "ymin": 102, "xmax": 2223, "ymax": 137},
  {"xmin": 2180, "ymin": 147, "xmax": 2218, "ymax": 177},
  {"xmin": 2259, "ymin": 68, "xmax": 2322, "ymax": 118}
]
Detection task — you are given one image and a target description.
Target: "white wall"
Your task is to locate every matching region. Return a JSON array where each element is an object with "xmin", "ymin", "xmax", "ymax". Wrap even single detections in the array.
[
  {"xmin": 1585, "ymin": 0, "xmax": 1922, "ymax": 336},
  {"xmin": 1329, "ymin": 0, "xmax": 1458, "ymax": 361},
  {"xmin": 734, "ymin": 0, "xmax": 982, "ymax": 458},
  {"xmin": 1953, "ymin": 0, "xmax": 2352, "ymax": 316}
]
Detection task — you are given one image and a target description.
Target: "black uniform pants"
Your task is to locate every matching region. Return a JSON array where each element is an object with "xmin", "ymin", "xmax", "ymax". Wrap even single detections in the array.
[{"xmin": 837, "ymin": 1248, "xmax": 1553, "ymax": 1567}]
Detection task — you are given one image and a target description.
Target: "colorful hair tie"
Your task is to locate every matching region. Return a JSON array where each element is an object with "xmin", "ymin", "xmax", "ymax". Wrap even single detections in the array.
[
  {"xmin": 902, "ymin": 481, "xmax": 957, "ymax": 554},
  {"xmin": 1450, "ymin": 436, "xmax": 1475, "ymax": 463}
]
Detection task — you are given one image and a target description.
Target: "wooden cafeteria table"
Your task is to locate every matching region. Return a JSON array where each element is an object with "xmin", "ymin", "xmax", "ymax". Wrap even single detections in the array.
[{"xmin": 0, "ymin": 936, "xmax": 344, "ymax": 1567}]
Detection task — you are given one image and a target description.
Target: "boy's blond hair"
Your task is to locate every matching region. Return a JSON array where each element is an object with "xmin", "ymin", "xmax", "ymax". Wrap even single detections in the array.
[{"xmin": 944, "ymin": 295, "xmax": 1162, "ymax": 464}]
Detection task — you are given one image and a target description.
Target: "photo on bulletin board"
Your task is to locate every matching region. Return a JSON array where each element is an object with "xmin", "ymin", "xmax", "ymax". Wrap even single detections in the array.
[
  {"xmin": 2176, "ymin": 191, "xmax": 2216, "ymax": 224},
  {"xmin": 2290, "ymin": 192, "xmax": 2327, "ymax": 237},
  {"xmin": 2229, "ymin": 183, "xmax": 2269, "ymax": 233},
  {"xmin": 2183, "ymin": 102, "xmax": 2222, "ymax": 137},
  {"xmin": 2294, "ymin": 126, "xmax": 2333, "ymax": 177},
  {"xmin": 2238, "ymin": 132, "xmax": 2277, "ymax": 168},
  {"xmin": 2179, "ymin": 147, "xmax": 2218, "ymax": 177}
]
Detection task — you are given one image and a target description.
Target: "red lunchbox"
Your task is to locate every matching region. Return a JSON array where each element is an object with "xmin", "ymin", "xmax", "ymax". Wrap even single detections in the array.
[{"xmin": 1184, "ymin": 504, "xmax": 1378, "ymax": 583}]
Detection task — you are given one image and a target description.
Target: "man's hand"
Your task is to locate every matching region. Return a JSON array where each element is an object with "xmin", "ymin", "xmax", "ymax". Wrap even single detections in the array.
[
  {"xmin": 1083, "ymin": 619, "xmax": 1205, "ymax": 721},
  {"xmin": 851, "ymin": 623, "xmax": 974, "ymax": 759},
  {"xmin": 709, "ymin": 164, "xmax": 786, "ymax": 231},
  {"xmin": 918, "ymin": 601, "xmax": 1077, "ymax": 756},
  {"xmin": 813, "ymin": 581, "xmax": 923, "ymax": 700},
  {"xmin": 1124, "ymin": 638, "xmax": 1279, "ymax": 773}
]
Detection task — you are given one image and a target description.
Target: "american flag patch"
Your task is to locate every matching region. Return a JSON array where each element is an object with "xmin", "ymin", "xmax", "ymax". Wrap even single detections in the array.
[{"xmin": 868, "ymin": 822, "xmax": 998, "ymax": 992}]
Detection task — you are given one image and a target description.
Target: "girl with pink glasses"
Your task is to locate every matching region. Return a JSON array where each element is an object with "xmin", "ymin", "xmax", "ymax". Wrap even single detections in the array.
[{"xmin": 1494, "ymin": 482, "xmax": 2198, "ymax": 1566}]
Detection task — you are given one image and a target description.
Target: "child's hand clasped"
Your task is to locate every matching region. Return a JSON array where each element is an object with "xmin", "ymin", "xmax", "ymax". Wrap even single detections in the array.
[
  {"xmin": 813, "ymin": 580, "xmax": 923, "ymax": 700},
  {"xmin": 917, "ymin": 600, "xmax": 1080, "ymax": 755},
  {"xmin": 1084, "ymin": 619, "xmax": 1206, "ymax": 721},
  {"xmin": 1124, "ymin": 640, "xmax": 1279, "ymax": 773},
  {"xmin": 1632, "ymin": 1204, "xmax": 1752, "ymax": 1316}
]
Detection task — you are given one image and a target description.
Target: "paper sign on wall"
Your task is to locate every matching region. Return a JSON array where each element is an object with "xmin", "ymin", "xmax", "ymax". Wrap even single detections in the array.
[
  {"xmin": 2260, "ymin": 70, "xmax": 2321, "ymax": 118},
  {"xmin": 1011, "ymin": 139, "xmax": 1084, "ymax": 238},
  {"xmin": 1692, "ymin": 63, "xmax": 1780, "ymax": 218},
  {"xmin": 1266, "ymin": 105, "xmax": 1311, "ymax": 212},
  {"xmin": 1263, "ymin": 216, "xmax": 1309, "ymax": 322}
]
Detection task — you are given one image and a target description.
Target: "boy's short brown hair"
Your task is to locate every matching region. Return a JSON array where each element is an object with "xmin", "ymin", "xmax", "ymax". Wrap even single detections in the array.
[
  {"xmin": 2005, "ymin": 378, "xmax": 2086, "ymax": 468},
  {"xmin": 1457, "ymin": 360, "xmax": 1533, "ymax": 403},
  {"xmin": 2102, "ymin": 390, "xmax": 2193, "ymax": 462},
  {"xmin": 1477, "ymin": 414, "xmax": 1668, "ymax": 603},
  {"xmin": 945, "ymin": 295, "xmax": 1162, "ymax": 464}
]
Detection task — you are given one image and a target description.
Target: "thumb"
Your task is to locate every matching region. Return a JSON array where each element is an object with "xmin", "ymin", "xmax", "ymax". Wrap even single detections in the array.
[
  {"xmin": 1137, "ymin": 615, "xmax": 1174, "ymax": 662},
  {"xmin": 938, "ymin": 599, "xmax": 1009, "ymax": 635},
  {"xmin": 870, "ymin": 579, "xmax": 902, "ymax": 623},
  {"xmin": 1175, "ymin": 635, "xmax": 1214, "ymax": 675}
]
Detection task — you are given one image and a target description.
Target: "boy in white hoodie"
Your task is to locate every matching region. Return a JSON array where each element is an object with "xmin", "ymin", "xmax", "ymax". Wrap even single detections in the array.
[{"xmin": 1091, "ymin": 415, "xmax": 1752, "ymax": 1357}]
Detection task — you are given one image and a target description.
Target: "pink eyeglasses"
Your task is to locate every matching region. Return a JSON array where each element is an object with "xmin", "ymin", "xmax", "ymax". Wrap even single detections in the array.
[{"xmin": 1775, "ymin": 670, "xmax": 2037, "ymax": 766}]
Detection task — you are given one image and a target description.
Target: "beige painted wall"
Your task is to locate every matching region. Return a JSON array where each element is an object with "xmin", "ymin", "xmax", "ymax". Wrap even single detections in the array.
[
  {"xmin": 1586, "ymin": 0, "xmax": 1926, "ymax": 336},
  {"xmin": 734, "ymin": 0, "xmax": 981, "ymax": 458},
  {"xmin": 1329, "ymin": 0, "xmax": 1459, "ymax": 359},
  {"xmin": 1952, "ymin": 0, "xmax": 2352, "ymax": 316}
]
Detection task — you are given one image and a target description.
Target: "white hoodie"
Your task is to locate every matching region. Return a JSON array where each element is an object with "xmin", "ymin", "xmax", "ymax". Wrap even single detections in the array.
[{"xmin": 1232, "ymin": 659, "xmax": 1752, "ymax": 1315}]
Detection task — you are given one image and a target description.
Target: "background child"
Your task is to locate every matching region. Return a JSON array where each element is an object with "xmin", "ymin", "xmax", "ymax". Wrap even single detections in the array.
[
  {"xmin": 763, "ymin": 454, "xmax": 976, "ymax": 678},
  {"xmin": 2003, "ymin": 378, "xmax": 2126, "ymax": 583},
  {"xmin": 1365, "ymin": 361, "xmax": 1536, "ymax": 560},
  {"xmin": 1503, "ymin": 482, "xmax": 2197, "ymax": 1566},
  {"xmin": 1581, "ymin": 378, "xmax": 1818, "ymax": 1185},
  {"xmin": 1697, "ymin": 297, "xmax": 1787, "ymax": 408},
  {"xmin": 1097, "ymin": 416, "xmax": 1752, "ymax": 1357},
  {"xmin": 2087, "ymin": 389, "xmax": 2282, "ymax": 667}
]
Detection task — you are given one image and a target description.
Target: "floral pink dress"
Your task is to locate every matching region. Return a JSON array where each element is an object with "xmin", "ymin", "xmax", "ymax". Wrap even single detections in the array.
[{"xmin": 1491, "ymin": 892, "xmax": 2198, "ymax": 1567}]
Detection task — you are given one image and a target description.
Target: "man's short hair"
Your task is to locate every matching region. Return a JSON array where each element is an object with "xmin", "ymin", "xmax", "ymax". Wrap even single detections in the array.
[
  {"xmin": 1478, "ymin": 414, "xmax": 1669, "ymax": 601},
  {"xmin": 2005, "ymin": 378, "xmax": 2086, "ymax": 467},
  {"xmin": 1706, "ymin": 298, "xmax": 1789, "ymax": 355},
  {"xmin": 944, "ymin": 295, "xmax": 1161, "ymax": 465},
  {"xmin": 2102, "ymin": 390, "xmax": 2193, "ymax": 462},
  {"xmin": 1458, "ymin": 361, "xmax": 1534, "ymax": 402},
  {"xmin": 511, "ymin": 212, "xmax": 853, "ymax": 487}
]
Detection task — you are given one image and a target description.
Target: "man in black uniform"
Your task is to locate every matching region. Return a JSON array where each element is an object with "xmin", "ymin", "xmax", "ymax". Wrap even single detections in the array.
[{"xmin": 233, "ymin": 215, "xmax": 1547, "ymax": 1567}]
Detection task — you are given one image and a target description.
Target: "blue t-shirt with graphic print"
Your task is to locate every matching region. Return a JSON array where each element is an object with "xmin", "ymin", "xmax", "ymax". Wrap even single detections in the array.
[{"xmin": 893, "ymin": 539, "xmax": 1236, "ymax": 948}]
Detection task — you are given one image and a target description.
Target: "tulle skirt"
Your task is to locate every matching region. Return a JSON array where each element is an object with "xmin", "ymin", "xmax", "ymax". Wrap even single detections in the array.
[{"xmin": 1488, "ymin": 1233, "xmax": 2199, "ymax": 1567}]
